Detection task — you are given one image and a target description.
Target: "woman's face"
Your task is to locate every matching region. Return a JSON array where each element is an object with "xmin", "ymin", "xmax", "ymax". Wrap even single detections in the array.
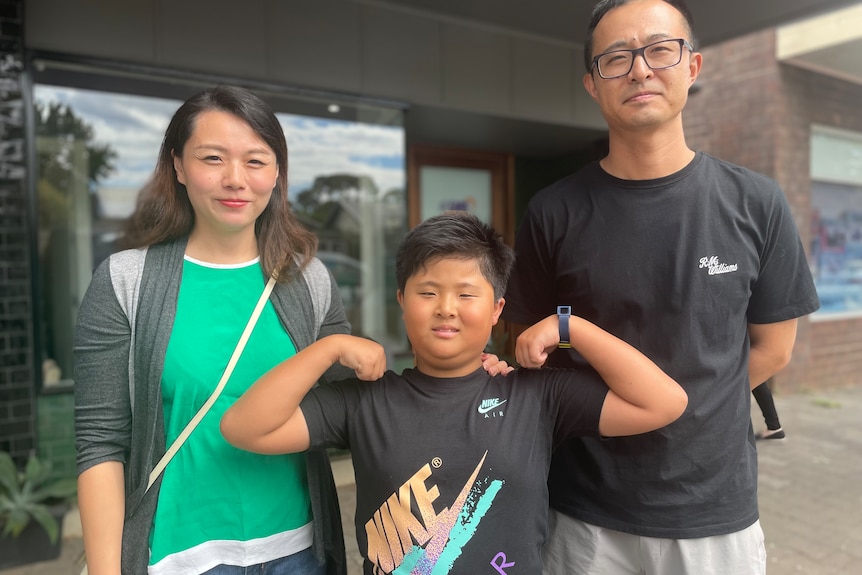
[{"xmin": 173, "ymin": 109, "xmax": 279, "ymax": 239}]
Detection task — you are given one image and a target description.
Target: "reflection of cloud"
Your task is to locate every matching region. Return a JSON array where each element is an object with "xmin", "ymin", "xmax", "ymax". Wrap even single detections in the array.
[
  {"xmin": 35, "ymin": 86, "xmax": 174, "ymax": 188},
  {"xmin": 279, "ymin": 114, "xmax": 405, "ymax": 197},
  {"xmin": 35, "ymin": 86, "xmax": 405, "ymax": 211}
]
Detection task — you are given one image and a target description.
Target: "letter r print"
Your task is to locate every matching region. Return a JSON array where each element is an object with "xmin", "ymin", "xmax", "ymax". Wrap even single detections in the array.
[{"xmin": 490, "ymin": 552, "xmax": 515, "ymax": 574}]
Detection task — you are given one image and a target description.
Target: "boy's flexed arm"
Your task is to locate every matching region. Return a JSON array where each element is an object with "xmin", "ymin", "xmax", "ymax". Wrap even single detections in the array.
[
  {"xmin": 221, "ymin": 334, "xmax": 386, "ymax": 454},
  {"xmin": 516, "ymin": 315, "xmax": 687, "ymax": 437}
]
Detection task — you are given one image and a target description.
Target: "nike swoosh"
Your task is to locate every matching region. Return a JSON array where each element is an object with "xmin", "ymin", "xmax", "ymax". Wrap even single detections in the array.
[{"xmin": 477, "ymin": 399, "xmax": 507, "ymax": 414}]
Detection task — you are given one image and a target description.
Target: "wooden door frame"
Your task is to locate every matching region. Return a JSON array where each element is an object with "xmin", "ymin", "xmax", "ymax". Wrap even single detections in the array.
[{"xmin": 407, "ymin": 144, "xmax": 515, "ymax": 245}]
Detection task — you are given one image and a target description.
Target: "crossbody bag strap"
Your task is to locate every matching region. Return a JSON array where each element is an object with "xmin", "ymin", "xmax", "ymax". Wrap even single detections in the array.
[{"xmin": 145, "ymin": 274, "xmax": 277, "ymax": 491}]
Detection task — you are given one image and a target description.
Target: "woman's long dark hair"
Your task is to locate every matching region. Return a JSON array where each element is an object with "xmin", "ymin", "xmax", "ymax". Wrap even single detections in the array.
[{"xmin": 121, "ymin": 85, "xmax": 317, "ymax": 281}]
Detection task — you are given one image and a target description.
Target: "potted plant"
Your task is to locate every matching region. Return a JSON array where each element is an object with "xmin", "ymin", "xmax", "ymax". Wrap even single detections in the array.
[{"xmin": 0, "ymin": 451, "xmax": 78, "ymax": 568}]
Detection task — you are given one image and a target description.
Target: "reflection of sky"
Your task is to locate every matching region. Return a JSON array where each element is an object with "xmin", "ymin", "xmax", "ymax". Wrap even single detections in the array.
[
  {"xmin": 278, "ymin": 114, "xmax": 405, "ymax": 197},
  {"xmin": 34, "ymin": 85, "xmax": 405, "ymax": 215},
  {"xmin": 35, "ymin": 86, "xmax": 174, "ymax": 190}
]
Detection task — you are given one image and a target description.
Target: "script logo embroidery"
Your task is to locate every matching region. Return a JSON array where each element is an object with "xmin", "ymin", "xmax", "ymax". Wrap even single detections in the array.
[
  {"xmin": 699, "ymin": 255, "xmax": 738, "ymax": 275},
  {"xmin": 478, "ymin": 398, "xmax": 507, "ymax": 415}
]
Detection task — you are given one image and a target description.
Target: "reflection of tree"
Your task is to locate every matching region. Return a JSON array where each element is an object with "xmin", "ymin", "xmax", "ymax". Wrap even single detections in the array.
[
  {"xmin": 293, "ymin": 173, "xmax": 407, "ymax": 344},
  {"xmin": 36, "ymin": 101, "xmax": 117, "ymax": 186},
  {"xmin": 36, "ymin": 100, "xmax": 119, "ymax": 262},
  {"xmin": 294, "ymin": 173, "xmax": 379, "ymax": 261},
  {"xmin": 35, "ymin": 100, "xmax": 118, "ymax": 383},
  {"xmin": 295, "ymin": 173, "xmax": 376, "ymax": 213}
]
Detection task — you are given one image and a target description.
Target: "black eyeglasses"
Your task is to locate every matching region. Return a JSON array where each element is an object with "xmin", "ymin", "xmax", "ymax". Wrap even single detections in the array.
[{"xmin": 591, "ymin": 38, "xmax": 693, "ymax": 79}]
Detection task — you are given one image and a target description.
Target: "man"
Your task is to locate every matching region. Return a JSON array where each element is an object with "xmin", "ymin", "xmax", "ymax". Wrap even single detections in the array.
[{"xmin": 502, "ymin": 1, "xmax": 820, "ymax": 574}]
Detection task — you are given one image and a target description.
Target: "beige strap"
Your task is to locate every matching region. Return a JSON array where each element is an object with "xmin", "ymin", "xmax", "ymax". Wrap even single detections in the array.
[{"xmin": 146, "ymin": 274, "xmax": 277, "ymax": 489}]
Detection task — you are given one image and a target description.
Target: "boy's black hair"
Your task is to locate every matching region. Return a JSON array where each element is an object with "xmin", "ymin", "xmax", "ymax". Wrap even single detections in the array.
[
  {"xmin": 395, "ymin": 211, "xmax": 515, "ymax": 299},
  {"xmin": 583, "ymin": 0, "xmax": 696, "ymax": 72}
]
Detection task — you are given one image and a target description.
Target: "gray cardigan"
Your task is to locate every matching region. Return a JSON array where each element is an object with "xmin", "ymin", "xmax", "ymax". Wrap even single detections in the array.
[{"xmin": 74, "ymin": 238, "xmax": 351, "ymax": 574}]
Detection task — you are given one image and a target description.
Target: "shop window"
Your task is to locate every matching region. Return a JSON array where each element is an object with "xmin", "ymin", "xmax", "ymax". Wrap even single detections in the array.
[
  {"xmin": 810, "ymin": 126, "xmax": 862, "ymax": 318},
  {"xmin": 33, "ymin": 78, "xmax": 406, "ymax": 388}
]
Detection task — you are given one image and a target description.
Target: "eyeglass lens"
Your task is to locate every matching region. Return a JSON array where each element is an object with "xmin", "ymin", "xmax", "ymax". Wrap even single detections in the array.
[{"xmin": 597, "ymin": 39, "xmax": 684, "ymax": 79}]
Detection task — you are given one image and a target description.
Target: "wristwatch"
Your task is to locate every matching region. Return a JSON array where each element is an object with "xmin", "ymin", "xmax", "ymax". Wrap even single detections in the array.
[{"xmin": 557, "ymin": 306, "xmax": 572, "ymax": 348}]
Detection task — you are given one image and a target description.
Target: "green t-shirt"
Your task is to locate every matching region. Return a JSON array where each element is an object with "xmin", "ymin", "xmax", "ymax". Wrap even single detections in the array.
[{"xmin": 149, "ymin": 257, "xmax": 312, "ymax": 571}]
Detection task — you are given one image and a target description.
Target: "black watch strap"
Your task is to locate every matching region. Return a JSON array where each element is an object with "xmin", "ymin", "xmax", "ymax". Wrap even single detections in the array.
[{"xmin": 557, "ymin": 305, "xmax": 572, "ymax": 348}]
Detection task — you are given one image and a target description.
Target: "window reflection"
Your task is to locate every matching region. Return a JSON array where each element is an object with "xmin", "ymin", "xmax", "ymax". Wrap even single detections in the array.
[
  {"xmin": 34, "ymin": 85, "xmax": 406, "ymax": 386},
  {"xmin": 810, "ymin": 128, "xmax": 862, "ymax": 318}
]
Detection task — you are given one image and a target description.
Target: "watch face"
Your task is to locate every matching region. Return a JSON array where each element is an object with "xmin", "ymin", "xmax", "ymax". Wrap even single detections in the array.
[{"xmin": 558, "ymin": 306, "xmax": 571, "ymax": 348}]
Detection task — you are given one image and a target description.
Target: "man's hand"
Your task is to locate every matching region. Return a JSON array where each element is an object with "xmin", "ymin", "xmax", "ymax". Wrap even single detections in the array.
[{"xmin": 481, "ymin": 352, "xmax": 515, "ymax": 376}]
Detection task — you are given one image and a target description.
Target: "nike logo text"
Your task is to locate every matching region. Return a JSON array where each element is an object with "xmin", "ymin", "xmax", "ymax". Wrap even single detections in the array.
[{"xmin": 478, "ymin": 398, "xmax": 507, "ymax": 415}]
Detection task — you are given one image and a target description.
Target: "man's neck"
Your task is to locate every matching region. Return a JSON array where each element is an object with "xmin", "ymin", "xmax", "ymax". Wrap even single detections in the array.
[{"xmin": 600, "ymin": 124, "xmax": 695, "ymax": 181}]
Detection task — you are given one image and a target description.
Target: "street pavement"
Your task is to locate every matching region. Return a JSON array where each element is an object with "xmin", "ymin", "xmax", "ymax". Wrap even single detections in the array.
[
  {"xmin": 3, "ymin": 384, "xmax": 860, "ymax": 575},
  {"xmin": 754, "ymin": 385, "xmax": 862, "ymax": 574}
]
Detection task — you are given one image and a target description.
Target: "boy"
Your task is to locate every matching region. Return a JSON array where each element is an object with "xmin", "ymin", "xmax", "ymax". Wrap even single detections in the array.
[{"xmin": 221, "ymin": 212, "xmax": 687, "ymax": 574}]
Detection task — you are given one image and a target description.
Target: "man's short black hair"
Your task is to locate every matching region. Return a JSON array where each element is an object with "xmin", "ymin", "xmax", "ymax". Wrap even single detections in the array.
[
  {"xmin": 395, "ymin": 211, "xmax": 515, "ymax": 299},
  {"xmin": 583, "ymin": 0, "xmax": 696, "ymax": 72}
]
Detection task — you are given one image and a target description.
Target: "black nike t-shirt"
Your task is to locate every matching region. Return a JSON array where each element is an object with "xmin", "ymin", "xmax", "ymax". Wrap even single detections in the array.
[{"xmin": 301, "ymin": 366, "xmax": 608, "ymax": 575}]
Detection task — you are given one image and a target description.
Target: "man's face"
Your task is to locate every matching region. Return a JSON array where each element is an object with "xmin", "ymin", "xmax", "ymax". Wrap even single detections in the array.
[{"xmin": 583, "ymin": 0, "xmax": 702, "ymax": 133}]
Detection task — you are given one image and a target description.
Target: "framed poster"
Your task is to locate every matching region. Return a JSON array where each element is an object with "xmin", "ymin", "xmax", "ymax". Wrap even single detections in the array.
[{"xmin": 408, "ymin": 145, "xmax": 513, "ymax": 244}]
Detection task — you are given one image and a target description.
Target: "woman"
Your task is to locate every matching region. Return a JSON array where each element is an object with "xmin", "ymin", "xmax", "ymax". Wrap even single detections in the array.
[{"xmin": 74, "ymin": 85, "xmax": 349, "ymax": 575}]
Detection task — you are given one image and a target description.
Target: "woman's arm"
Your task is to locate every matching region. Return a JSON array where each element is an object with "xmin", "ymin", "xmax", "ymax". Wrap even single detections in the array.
[
  {"xmin": 516, "ymin": 314, "xmax": 687, "ymax": 436},
  {"xmin": 74, "ymin": 259, "xmax": 135, "ymax": 573},
  {"xmin": 221, "ymin": 334, "xmax": 386, "ymax": 454},
  {"xmin": 77, "ymin": 462, "xmax": 125, "ymax": 575}
]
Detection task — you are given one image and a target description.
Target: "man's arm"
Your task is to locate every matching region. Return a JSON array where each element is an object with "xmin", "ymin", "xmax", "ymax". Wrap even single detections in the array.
[
  {"xmin": 221, "ymin": 335, "xmax": 386, "ymax": 454},
  {"xmin": 748, "ymin": 318, "xmax": 798, "ymax": 389},
  {"xmin": 516, "ymin": 315, "xmax": 687, "ymax": 437}
]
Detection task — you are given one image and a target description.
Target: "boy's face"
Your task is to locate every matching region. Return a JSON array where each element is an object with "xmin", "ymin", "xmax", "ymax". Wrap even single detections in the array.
[{"xmin": 397, "ymin": 256, "xmax": 504, "ymax": 378}]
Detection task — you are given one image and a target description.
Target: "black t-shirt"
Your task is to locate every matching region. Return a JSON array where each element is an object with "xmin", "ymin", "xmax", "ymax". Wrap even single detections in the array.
[
  {"xmin": 503, "ymin": 152, "xmax": 820, "ymax": 538},
  {"xmin": 301, "ymin": 366, "xmax": 608, "ymax": 574}
]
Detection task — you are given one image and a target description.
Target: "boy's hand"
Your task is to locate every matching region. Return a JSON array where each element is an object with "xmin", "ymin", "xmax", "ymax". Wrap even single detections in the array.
[
  {"xmin": 481, "ymin": 352, "xmax": 515, "ymax": 376},
  {"xmin": 335, "ymin": 335, "xmax": 387, "ymax": 380},
  {"xmin": 515, "ymin": 315, "xmax": 559, "ymax": 368}
]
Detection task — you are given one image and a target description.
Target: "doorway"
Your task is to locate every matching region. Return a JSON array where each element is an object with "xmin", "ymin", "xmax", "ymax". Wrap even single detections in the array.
[{"xmin": 407, "ymin": 145, "xmax": 514, "ymax": 244}]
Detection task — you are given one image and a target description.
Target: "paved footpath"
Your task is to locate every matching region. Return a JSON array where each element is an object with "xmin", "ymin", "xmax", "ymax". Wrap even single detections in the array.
[
  {"xmin": 4, "ymin": 385, "xmax": 861, "ymax": 575},
  {"xmin": 753, "ymin": 385, "xmax": 862, "ymax": 574}
]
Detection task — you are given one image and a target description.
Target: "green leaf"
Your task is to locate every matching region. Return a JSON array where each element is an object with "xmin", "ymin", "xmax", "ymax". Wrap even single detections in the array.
[
  {"xmin": 0, "ymin": 452, "xmax": 19, "ymax": 495},
  {"xmin": 0, "ymin": 452, "xmax": 76, "ymax": 541},
  {"xmin": 29, "ymin": 505, "xmax": 60, "ymax": 544},
  {"xmin": 2, "ymin": 507, "xmax": 30, "ymax": 538},
  {"xmin": 32, "ymin": 478, "xmax": 78, "ymax": 502},
  {"xmin": 24, "ymin": 455, "xmax": 53, "ymax": 487}
]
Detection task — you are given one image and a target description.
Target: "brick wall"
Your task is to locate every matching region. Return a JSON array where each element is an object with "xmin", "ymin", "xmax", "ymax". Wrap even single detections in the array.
[
  {"xmin": 0, "ymin": 0, "xmax": 36, "ymax": 460},
  {"xmin": 684, "ymin": 28, "xmax": 862, "ymax": 392}
]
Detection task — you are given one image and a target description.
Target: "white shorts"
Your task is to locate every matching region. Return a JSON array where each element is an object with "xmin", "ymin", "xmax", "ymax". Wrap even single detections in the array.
[{"xmin": 542, "ymin": 510, "xmax": 766, "ymax": 575}]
